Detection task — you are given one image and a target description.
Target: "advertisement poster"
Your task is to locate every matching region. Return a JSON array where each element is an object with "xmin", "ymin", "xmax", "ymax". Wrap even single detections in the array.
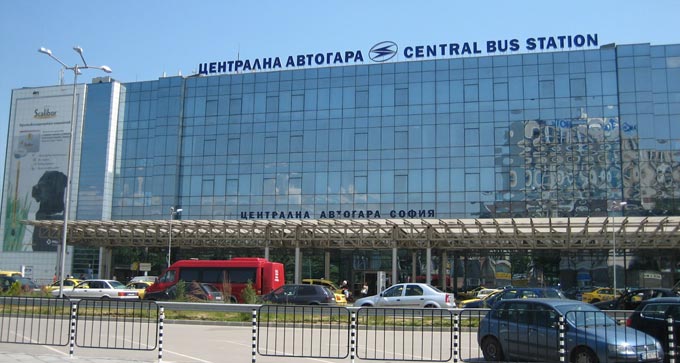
[{"xmin": 2, "ymin": 89, "xmax": 80, "ymax": 252}]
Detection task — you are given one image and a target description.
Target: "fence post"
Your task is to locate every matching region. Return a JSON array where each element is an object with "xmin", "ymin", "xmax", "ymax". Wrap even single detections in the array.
[
  {"xmin": 350, "ymin": 310, "xmax": 356, "ymax": 363},
  {"xmin": 668, "ymin": 316, "xmax": 675, "ymax": 363},
  {"xmin": 158, "ymin": 306, "xmax": 164, "ymax": 362},
  {"xmin": 69, "ymin": 302, "xmax": 77, "ymax": 357},
  {"xmin": 558, "ymin": 315, "xmax": 566, "ymax": 363},
  {"xmin": 453, "ymin": 310, "xmax": 459, "ymax": 363},
  {"xmin": 252, "ymin": 308, "xmax": 257, "ymax": 363}
]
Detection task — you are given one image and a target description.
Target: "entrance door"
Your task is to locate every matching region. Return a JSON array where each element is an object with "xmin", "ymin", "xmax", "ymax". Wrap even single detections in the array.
[{"xmin": 356, "ymin": 271, "xmax": 391, "ymax": 297}]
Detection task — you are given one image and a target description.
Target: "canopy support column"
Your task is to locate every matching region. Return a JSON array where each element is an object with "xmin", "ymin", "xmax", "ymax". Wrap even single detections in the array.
[{"xmin": 392, "ymin": 247, "xmax": 398, "ymax": 284}]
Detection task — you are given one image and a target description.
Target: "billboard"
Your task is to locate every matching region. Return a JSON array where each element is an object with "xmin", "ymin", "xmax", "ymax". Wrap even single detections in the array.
[{"xmin": 2, "ymin": 87, "xmax": 83, "ymax": 252}]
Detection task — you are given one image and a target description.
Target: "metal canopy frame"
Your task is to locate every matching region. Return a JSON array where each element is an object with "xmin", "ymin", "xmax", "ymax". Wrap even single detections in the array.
[{"xmin": 24, "ymin": 216, "xmax": 680, "ymax": 250}]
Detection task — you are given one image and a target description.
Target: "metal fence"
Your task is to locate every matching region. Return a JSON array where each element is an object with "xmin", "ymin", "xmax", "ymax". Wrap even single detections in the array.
[
  {"xmin": 356, "ymin": 307, "xmax": 454, "ymax": 361},
  {"xmin": 0, "ymin": 297, "xmax": 160, "ymax": 355},
  {"xmin": 75, "ymin": 299, "xmax": 159, "ymax": 350},
  {"xmin": 0, "ymin": 296, "xmax": 71, "ymax": 346},
  {"xmin": 3, "ymin": 297, "xmax": 678, "ymax": 363},
  {"xmin": 256, "ymin": 305, "xmax": 351, "ymax": 359},
  {"xmin": 254, "ymin": 306, "xmax": 677, "ymax": 363}
]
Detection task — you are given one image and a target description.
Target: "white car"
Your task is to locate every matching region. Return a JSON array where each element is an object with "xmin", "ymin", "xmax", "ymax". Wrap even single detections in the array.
[
  {"xmin": 53, "ymin": 279, "xmax": 139, "ymax": 300},
  {"xmin": 353, "ymin": 283, "xmax": 456, "ymax": 308}
]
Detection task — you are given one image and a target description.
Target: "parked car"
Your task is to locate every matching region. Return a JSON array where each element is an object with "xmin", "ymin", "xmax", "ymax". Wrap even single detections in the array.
[
  {"xmin": 0, "ymin": 275, "xmax": 41, "ymax": 292},
  {"xmin": 469, "ymin": 287, "xmax": 566, "ymax": 309},
  {"xmin": 459, "ymin": 289, "xmax": 503, "ymax": 308},
  {"xmin": 129, "ymin": 275, "xmax": 158, "ymax": 283},
  {"xmin": 301, "ymin": 278, "xmax": 347, "ymax": 305},
  {"xmin": 353, "ymin": 283, "xmax": 455, "ymax": 308},
  {"xmin": 126, "ymin": 281, "xmax": 154, "ymax": 299},
  {"xmin": 144, "ymin": 281, "xmax": 223, "ymax": 302},
  {"xmin": 52, "ymin": 279, "xmax": 139, "ymax": 299},
  {"xmin": 0, "ymin": 270, "xmax": 23, "ymax": 278},
  {"xmin": 594, "ymin": 288, "xmax": 680, "ymax": 310},
  {"xmin": 478, "ymin": 298, "xmax": 664, "ymax": 363},
  {"xmin": 626, "ymin": 297, "xmax": 680, "ymax": 358},
  {"xmin": 581, "ymin": 287, "xmax": 623, "ymax": 303},
  {"xmin": 261, "ymin": 284, "xmax": 337, "ymax": 305},
  {"xmin": 456, "ymin": 285, "xmax": 484, "ymax": 300},
  {"xmin": 563, "ymin": 286, "xmax": 598, "ymax": 301},
  {"xmin": 45, "ymin": 278, "xmax": 82, "ymax": 293}
]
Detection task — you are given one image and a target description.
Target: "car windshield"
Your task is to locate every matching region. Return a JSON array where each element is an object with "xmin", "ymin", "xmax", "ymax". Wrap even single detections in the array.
[
  {"xmin": 541, "ymin": 289, "xmax": 563, "ymax": 298},
  {"xmin": 202, "ymin": 284, "xmax": 219, "ymax": 292},
  {"xmin": 555, "ymin": 303, "xmax": 616, "ymax": 327}
]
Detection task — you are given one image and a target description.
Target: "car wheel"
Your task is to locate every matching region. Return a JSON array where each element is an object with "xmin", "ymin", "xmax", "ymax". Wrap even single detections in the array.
[
  {"xmin": 590, "ymin": 299, "xmax": 599, "ymax": 303},
  {"xmin": 423, "ymin": 304, "xmax": 437, "ymax": 308},
  {"xmin": 361, "ymin": 303, "xmax": 373, "ymax": 307},
  {"xmin": 571, "ymin": 347, "xmax": 598, "ymax": 363},
  {"xmin": 481, "ymin": 336, "xmax": 504, "ymax": 361}
]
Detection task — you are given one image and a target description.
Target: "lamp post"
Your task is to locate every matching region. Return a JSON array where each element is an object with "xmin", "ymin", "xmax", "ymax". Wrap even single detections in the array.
[
  {"xmin": 39, "ymin": 46, "xmax": 111, "ymax": 298},
  {"xmin": 612, "ymin": 201, "xmax": 627, "ymax": 295},
  {"xmin": 167, "ymin": 207, "xmax": 183, "ymax": 268}
]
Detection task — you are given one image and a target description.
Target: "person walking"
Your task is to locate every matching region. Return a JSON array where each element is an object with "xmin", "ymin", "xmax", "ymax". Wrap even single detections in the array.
[{"xmin": 361, "ymin": 282, "xmax": 369, "ymax": 297}]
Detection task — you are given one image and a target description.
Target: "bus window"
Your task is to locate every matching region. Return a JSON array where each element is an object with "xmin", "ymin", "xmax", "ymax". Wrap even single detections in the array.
[
  {"xmin": 180, "ymin": 268, "xmax": 200, "ymax": 282},
  {"xmin": 228, "ymin": 268, "xmax": 256, "ymax": 283},
  {"xmin": 202, "ymin": 269, "xmax": 222, "ymax": 283}
]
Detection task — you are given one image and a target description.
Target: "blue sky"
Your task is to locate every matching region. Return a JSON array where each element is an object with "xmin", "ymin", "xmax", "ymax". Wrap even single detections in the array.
[{"xmin": 1, "ymin": 0, "xmax": 679, "ymax": 200}]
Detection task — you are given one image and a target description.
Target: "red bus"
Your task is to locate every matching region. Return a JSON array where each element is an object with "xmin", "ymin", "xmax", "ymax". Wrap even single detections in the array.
[{"xmin": 145, "ymin": 258, "xmax": 284, "ymax": 303}]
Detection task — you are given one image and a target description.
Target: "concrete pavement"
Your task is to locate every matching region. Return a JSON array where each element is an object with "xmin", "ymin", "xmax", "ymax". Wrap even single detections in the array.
[{"xmin": 0, "ymin": 351, "xmax": 151, "ymax": 363}]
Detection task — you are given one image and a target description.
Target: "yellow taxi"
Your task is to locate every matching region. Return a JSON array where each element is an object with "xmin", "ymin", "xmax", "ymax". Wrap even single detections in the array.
[
  {"xmin": 126, "ymin": 281, "xmax": 154, "ymax": 299},
  {"xmin": 0, "ymin": 270, "xmax": 23, "ymax": 277},
  {"xmin": 45, "ymin": 278, "xmax": 82, "ymax": 293},
  {"xmin": 581, "ymin": 287, "xmax": 622, "ymax": 303},
  {"xmin": 301, "ymin": 278, "xmax": 347, "ymax": 305},
  {"xmin": 459, "ymin": 289, "xmax": 503, "ymax": 308},
  {"xmin": 457, "ymin": 286, "xmax": 485, "ymax": 300}
]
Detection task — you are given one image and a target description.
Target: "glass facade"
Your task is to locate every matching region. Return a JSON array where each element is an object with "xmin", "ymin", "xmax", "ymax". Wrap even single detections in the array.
[
  {"xmin": 112, "ymin": 43, "xmax": 680, "ymax": 221},
  {"xmin": 7, "ymin": 42, "xmax": 679, "ymax": 286},
  {"xmin": 99, "ymin": 42, "xmax": 680, "ymax": 288}
]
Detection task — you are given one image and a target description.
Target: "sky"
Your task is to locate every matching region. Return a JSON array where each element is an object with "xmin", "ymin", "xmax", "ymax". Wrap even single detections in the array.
[{"xmin": 0, "ymin": 0, "xmax": 679, "ymax": 200}]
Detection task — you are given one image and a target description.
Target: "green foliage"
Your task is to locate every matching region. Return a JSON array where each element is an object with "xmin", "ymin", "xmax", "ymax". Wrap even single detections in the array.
[
  {"xmin": 240, "ymin": 280, "xmax": 258, "ymax": 304},
  {"xmin": 3, "ymin": 281, "xmax": 23, "ymax": 296},
  {"xmin": 174, "ymin": 280, "xmax": 187, "ymax": 301}
]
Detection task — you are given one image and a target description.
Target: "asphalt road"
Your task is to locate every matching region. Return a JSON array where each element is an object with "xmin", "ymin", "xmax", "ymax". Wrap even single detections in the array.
[{"xmin": 0, "ymin": 321, "xmax": 483, "ymax": 363}]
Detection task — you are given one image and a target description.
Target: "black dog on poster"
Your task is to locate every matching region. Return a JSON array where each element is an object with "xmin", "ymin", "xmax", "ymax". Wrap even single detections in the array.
[{"xmin": 31, "ymin": 170, "xmax": 67, "ymax": 251}]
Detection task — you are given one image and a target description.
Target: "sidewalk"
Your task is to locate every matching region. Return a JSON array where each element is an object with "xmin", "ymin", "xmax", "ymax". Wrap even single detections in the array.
[{"xmin": 0, "ymin": 351, "xmax": 153, "ymax": 363}]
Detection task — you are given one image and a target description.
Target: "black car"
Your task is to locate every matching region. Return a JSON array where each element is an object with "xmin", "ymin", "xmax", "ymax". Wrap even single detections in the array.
[
  {"xmin": 262, "ymin": 284, "xmax": 337, "ymax": 305},
  {"xmin": 144, "ymin": 282, "xmax": 223, "ymax": 302},
  {"xmin": 594, "ymin": 288, "xmax": 680, "ymax": 310},
  {"xmin": 626, "ymin": 297, "xmax": 680, "ymax": 358},
  {"xmin": 0, "ymin": 275, "xmax": 41, "ymax": 292}
]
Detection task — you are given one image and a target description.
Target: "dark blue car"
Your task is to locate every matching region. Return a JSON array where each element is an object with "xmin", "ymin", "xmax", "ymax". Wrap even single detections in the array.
[
  {"xmin": 478, "ymin": 298, "xmax": 664, "ymax": 363},
  {"xmin": 463, "ymin": 287, "xmax": 566, "ymax": 308}
]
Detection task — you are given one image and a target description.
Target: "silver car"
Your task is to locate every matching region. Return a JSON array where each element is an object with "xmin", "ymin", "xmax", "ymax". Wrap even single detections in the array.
[
  {"xmin": 353, "ymin": 283, "xmax": 456, "ymax": 308},
  {"xmin": 53, "ymin": 279, "xmax": 139, "ymax": 300}
]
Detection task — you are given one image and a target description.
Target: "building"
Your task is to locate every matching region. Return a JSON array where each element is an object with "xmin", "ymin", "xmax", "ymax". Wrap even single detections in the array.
[{"xmin": 3, "ymin": 36, "xmax": 680, "ymax": 290}]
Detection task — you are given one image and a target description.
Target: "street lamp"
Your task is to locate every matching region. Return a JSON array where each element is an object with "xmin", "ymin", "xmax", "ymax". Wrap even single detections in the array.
[
  {"xmin": 168, "ymin": 207, "xmax": 183, "ymax": 267},
  {"xmin": 612, "ymin": 201, "xmax": 627, "ymax": 295},
  {"xmin": 39, "ymin": 46, "xmax": 111, "ymax": 298}
]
